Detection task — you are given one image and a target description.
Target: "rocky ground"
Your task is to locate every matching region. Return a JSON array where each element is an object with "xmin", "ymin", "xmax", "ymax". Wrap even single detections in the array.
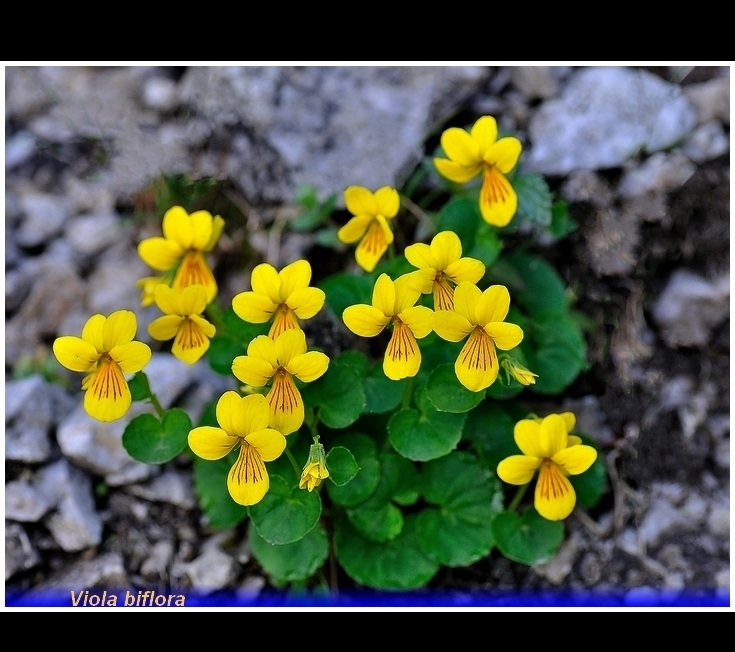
[{"xmin": 4, "ymin": 65, "xmax": 730, "ymax": 609}]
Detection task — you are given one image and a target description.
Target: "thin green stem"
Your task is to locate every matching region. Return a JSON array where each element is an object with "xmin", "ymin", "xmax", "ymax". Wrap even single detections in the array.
[
  {"xmin": 147, "ymin": 390, "xmax": 166, "ymax": 419},
  {"xmin": 508, "ymin": 483, "xmax": 529, "ymax": 513},
  {"xmin": 285, "ymin": 447, "xmax": 302, "ymax": 478},
  {"xmin": 401, "ymin": 375, "xmax": 415, "ymax": 410}
]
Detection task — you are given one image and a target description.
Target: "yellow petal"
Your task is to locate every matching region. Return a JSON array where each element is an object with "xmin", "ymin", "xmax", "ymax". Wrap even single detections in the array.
[
  {"xmin": 430, "ymin": 231, "xmax": 462, "ymax": 271},
  {"xmin": 398, "ymin": 306, "xmax": 433, "ymax": 339},
  {"xmin": 444, "ymin": 258, "xmax": 485, "ymax": 285},
  {"xmin": 534, "ymin": 461, "xmax": 576, "ymax": 521},
  {"xmin": 497, "ymin": 455, "xmax": 540, "ymax": 485},
  {"xmin": 470, "ymin": 115, "xmax": 498, "ymax": 157},
  {"xmin": 383, "ymin": 320, "xmax": 422, "ymax": 380},
  {"xmin": 567, "ymin": 435, "xmax": 583, "ymax": 447},
  {"xmin": 452, "ymin": 281, "xmax": 481, "ymax": 324},
  {"xmin": 138, "ymin": 237, "xmax": 184, "ymax": 271},
  {"xmin": 246, "ymin": 335, "xmax": 278, "ymax": 367},
  {"xmin": 178, "ymin": 284, "xmax": 209, "ymax": 316},
  {"xmin": 355, "ymin": 221, "xmax": 389, "ymax": 273},
  {"xmin": 286, "ymin": 351, "xmax": 329, "ymax": 383},
  {"xmin": 440, "ymin": 127, "xmax": 481, "ymax": 166},
  {"xmin": 266, "ymin": 373, "xmax": 304, "ymax": 435},
  {"xmin": 239, "ymin": 393, "xmax": 273, "ymax": 436},
  {"xmin": 232, "ymin": 291, "xmax": 277, "ymax": 324},
  {"xmin": 337, "ymin": 214, "xmax": 373, "ymax": 244},
  {"xmin": 83, "ymin": 359, "xmax": 131, "ymax": 422},
  {"xmin": 455, "ymin": 328, "xmax": 498, "ymax": 392},
  {"xmin": 153, "ymin": 284, "xmax": 181, "ymax": 316},
  {"xmin": 513, "ymin": 419, "xmax": 545, "ymax": 458},
  {"xmin": 374, "ymin": 186, "xmax": 400, "ymax": 218},
  {"xmin": 552, "ymin": 444, "xmax": 597, "ymax": 476},
  {"xmin": 250, "ymin": 263, "xmax": 282, "ymax": 304},
  {"xmin": 480, "ymin": 168, "xmax": 517, "ymax": 228},
  {"xmin": 275, "ymin": 328, "xmax": 307, "ymax": 366},
  {"xmin": 279, "ymin": 259, "xmax": 311, "ymax": 301},
  {"xmin": 485, "ymin": 322, "xmax": 524, "ymax": 350},
  {"xmin": 409, "ymin": 268, "xmax": 437, "ymax": 295},
  {"xmin": 232, "ymin": 355, "xmax": 275, "ymax": 388},
  {"xmin": 244, "ymin": 428, "xmax": 287, "ymax": 462},
  {"xmin": 81, "ymin": 314, "xmax": 106, "ymax": 352},
  {"xmin": 110, "ymin": 341, "xmax": 152, "ymax": 374},
  {"xmin": 372, "ymin": 273, "xmax": 396, "ymax": 318},
  {"xmin": 486, "ymin": 136, "xmax": 522, "ymax": 174},
  {"xmin": 432, "ymin": 310, "xmax": 473, "ymax": 342},
  {"xmin": 268, "ymin": 306, "xmax": 301, "ymax": 339},
  {"xmin": 188, "ymin": 426, "xmax": 239, "ymax": 460},
  {"xmin": 343, "ymin": 305, "xmax": 390, "ymax": 337},
  {"xmin": 344, "ymin": 185, "xmax": 377, "ymax": 216},
  {"xmin": 53, "ymin": 336, "xmax": 98, "ymax": 372},
  {"xmin": 228, "ymin": 444, "xmax": 269, "ymax": 506},
  {"xmin": 288, "ymin": 287, "xmax": 325, "ymax": 320},
  {"xmin": 404, "ymin": 242, "xmax": 437, "ymax": 271},
  {"xmin": 162, "ymin": 206, "xmax": 193, "ymax": 248},
  {"xmin": 477, "ymin": 285, "xmax": 510, "ymax": 325},
  {"xmin": 148, "ymin": 315, "xmax": 184, "ymax": 341},
  {"xmin": 539, "ymin": 414, "xmax": 569, "ymax": 458},
  {"xmin": 433, "ymin": 157, "xmax": 482, "ymax": 184},
  {"xmin": 393, "ymin": 273, "xmax": 422, "ymax": 314},
  {"xmin": 172, "ymin": 318, "xmax": 211, "ymax": 365},
  {"xmin": 102, "ymin": 310, "xmax": 137, "ymax": 351},
  {"xmin": 560, "ymin": 412, "xmax": 577, "ymax": 433},
  {"xmin": 375, "ymin": 214, "xmax": 395, "ymax": 245},
  {"xmin": 137, "ymin": 276, "xmax": 167, "ymax": 308},
  {"xmin": 189, "ymin": 210, "xmax": 216, "ymax": 250},
  {"xmin": 204, "ymin": 215, "xmax": 225, "ymax": 251},
  {"xmin": 189, "ymin": 313, "xmax": 216, "ymax": 339},
  {"xmin": 215, "ymin": 390, "xmax": 242, "ymax": 436},
  {"xmin": 432, "ymin": 276, "xmax": 455, "ymax": 311},
  {"xmin": 173, "ymin": 251, "xmax": 218, "ymax": 303}
]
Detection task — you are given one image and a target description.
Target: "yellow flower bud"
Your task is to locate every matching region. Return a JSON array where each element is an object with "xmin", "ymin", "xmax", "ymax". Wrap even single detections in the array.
[{"xmin": 299, "ymin": 440, "xmax": 330, "ymax": 492}]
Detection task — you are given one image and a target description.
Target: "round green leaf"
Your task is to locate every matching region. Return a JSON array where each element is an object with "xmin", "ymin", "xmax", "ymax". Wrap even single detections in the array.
[
  {"xmin": 363, "ymin": 365, "xmax": 406, "ymax": 414},
  {"xmin": 127, "ymin": 371, "xmax": 151, "ymax": 402},
  {"xmin": 437, "ymin": 195, "xmax": 481, "ymax": 251},
  {"xmin": 249, "ymin": 522, "xmax": 329, "ymax": 584},
  {"xmin": 249, "ymin": 475, "xmax": 321, "ymax": 545},
  {"xmin": 332, "ymin": 350, "xmax": 369, "ymax": 376},
  {"xmin": 335, "ymin": 514, "xmax": 439, "ymax": 591},
  {"xmin": 467, "ymin": 229, "xmax": 502, "ymax": 270},
  {"xmin": 301, "ymin": 365, "xmax": 366, "ymax": 429},
  {"xmin": 326, "ymin": 432, "xmax": 381, "ymax": 507},
  {"xmin": 192, "ymin": 453, "xmax": 248, "ymax": 530},
  {"xmin": 319, "ymin": 273, "xmax": 373, "ymax": 318},
  {"xmin": 491, "ymin": 508, "xmax": 565, "ymax": 565},
  {"xmin": 425, "ymin": 363, "xmax": 485, "ymax": 413},
  {"xmin": 388, "ymin": 407, "xmax": 465, "ymax": 462},
  {"xmin": 417, "ymin": 451, "xmax": 503, "ymax": 566},
  {"xmin": 122, "ymin": 409, "xmax": 191, "ymax": 464},
  {"xmin": 207, "ymin": 336, "xmax": 246, "ymax": 376},
  {"xmin": 222, "ymin": 307, "xmax": 268, "ymax": 343},
  {"xmin": 325, "ymin": 445, "xmax": 360, "ymax": 487},
  {"xmin": 502, "ymin": 251, "xmax": 569, "ymax": 316},
  {"xmin": 463, "ymin": 401, "xmax": 526, "ymax": 470},
  {"xmin": 513, "ymin": 172, "xmax": 553, "ymax": 227}
]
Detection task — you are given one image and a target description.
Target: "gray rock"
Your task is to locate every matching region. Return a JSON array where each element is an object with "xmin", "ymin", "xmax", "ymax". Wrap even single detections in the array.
[
  {"xmin": 5, "ymin": 375, "xmax": 54, "ymax": 463},
  {"xmin": 683, "ymin": 76, "xmax": 730, "ymax": 124},
  {"xmin": 652, "ymin": 269, "xmax": 729, "ymax": 348},
  {"xmin": 16, "ymin": 192, "xmax": 70, "ymax": 248},
  {"xmin": 37, "ymin": 459, "xmax": 103, "ymax": 551},
  {"xmin": 65, "ymin": 213, "xmax": 129, "ymax": 258},
  {"xmin": 140, "ymin": 540, "xmax": 175, "ymax": 582},
  {"xmin": 85, "ymin": 258, "xmax": 151, "ymax": 317},
  {"xmin": 142, "ymin": 76, "xmax": 179, "ymax": 112},
  {"xmin": 5, "ymin": 522, "xmax": 41, "ymax": 580},
  {"xmin": 34, "ymin": 551, "xmax": 128, "ymax": 591},
  {"xmin": 5, "ymin": 130, "xmax": 37, "ymax": 170},
  {"xmin": 180, "ymin": 544, "xmax": 238, "ymax": 594},
  {"xmin": 526, "ymin": 67, "xmax": 698, "ymax": 175},
  {"xmin": 127, "ymin": 468, "xmax": 197, "ymax": 509},
  {"xmin": 5, "ymin": 478, "xmax": 55, "ymax": 522},
  {"xmin": 509, "ymin": 66, "xmax": 561, "ymax": 99},
  {"xmin": 680, "ymin": 120, "xmax": 730, "ymax": 163},
  {"xmin": 559, "ymin": 170, "xmax": 615, "ymax": 206}
]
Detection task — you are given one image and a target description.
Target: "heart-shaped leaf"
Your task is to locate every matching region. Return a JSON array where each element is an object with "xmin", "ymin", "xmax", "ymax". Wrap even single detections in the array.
[{"xmin": 122, "ymin": 408, "xmax": 192, "ymax": 464}]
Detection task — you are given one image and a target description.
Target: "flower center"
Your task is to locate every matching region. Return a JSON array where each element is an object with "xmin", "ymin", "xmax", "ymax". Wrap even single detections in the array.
[
  {"xmin": 269, "ymin": 304, "xmax": 300, "ymax": 339},
  {"xmin": 432, "ymin": 272, "xmax": 455, "ymax": 311}
]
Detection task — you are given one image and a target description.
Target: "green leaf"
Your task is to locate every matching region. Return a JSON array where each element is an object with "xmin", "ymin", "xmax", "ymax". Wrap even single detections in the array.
[
  {"xmin": 331, "ymin": 350, "xmax": 369, "ymax": 377},
  {"xmin": 192, "ymin": 453, "xmax": 248, "ymax": 530},
  {"xmin": 436, "ymin": 195, "xmax": 481, "ymax": 251},
  {"xmin": 416, "ymin": 451, "xmax": 503, "ymax": 566},
  {"xmin": 326, "ymin": 432, "xmax": 381, "ymax": 507},
  {"xmin": 467, "ymin": 229, "xmax": 502, "ymax": 270},
  {"xmin": 122, "ymin": 409, "xmax": 191, "ymax": 465},
  {"xmin": 128, "ymin": 372, "xmax": 151, "ymax": 402},
  {"xmin": 249, "ymin": 475, "xmax": 321, "ymax": 545},
  {"xmin": 207, "ymin": 335, "xmax": 245, "ymax": 376},
  {"xmin": 491, "ymin": 508, "xmax": 565, "ymax": 565},
  {"xmin": 363, "ymin": 364, "xmax": 406, "ymax": 414},
  {"xmin": 249, "ymin": 521, "xmax": 329, "ymax": 584},
  {"xmin": 514, "ymin": 172, "xmax": 553, "ymax": 227},
  {"xmin": 334, "ymin": 514, "xmax": 440, "ymax": 591},
  {"xmin": 569, "ymin": 435, "xmax": 608, "ymax": 509},
  {"xmin": 425, "ymin": 362, "xmax": 485, "ymax": 413},
  {"xmin": 388, "ymin": 407, "xmax": 465, "ymax": 462},
  {"xmin": 325, "ymin": 446, "xmax": 360, "ymax": 487},
  {"xmin": 319, "ymin": 272, "xmax": 373, "ymax": 318},
  {"xmin": 301, "ymin": 364, "xmax": 366, "ymax": 429},
  {"xmin": 549, "ymin": 200, "xmax": 578, "ymax": 238},
  {"xmin": 222, "ymin": 307, "xmax": 268, "ymax": 343},
  {"xmin": 502, "ymin": 251, "xmax": 569, "ymax": 316},
  {"xmin": 463, "ymin": 400, "xmax": 526, "ymax": 470}
]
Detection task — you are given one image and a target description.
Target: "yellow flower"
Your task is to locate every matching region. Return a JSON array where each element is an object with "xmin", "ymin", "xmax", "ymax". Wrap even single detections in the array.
[
  {"xmin": 231, "ymin": 328, "xmax": 329, "ymax": 435},
  {"xmin": 432, "ymin": 282, "xmax": 523, "ymax": 392},
  {"xmin": 231, "ymin": 259, "xmax": 325, "ymax": 340},
  {"xmin": 434, "ymin": 115, "xmax": 522, "ymax": 227},
  {"xmin": 52, "ymin": 310, "xmax": 152, "ymax": 422},
  {"xmin": 501, "ymin": 357, "xmax": 539, "ymax": 386},
  {"xmin": 404, "ymin": 230, "xmax": 485, "ymax": 311},
  {"xmin": 188, "ymin": 391, "xmax": 286, "ymax": 506},
  {"xmin": 342, "ymin": 273, "xmax": 433, "ymax": 380},
  {"xmin": 337, "ymin": 185, "xmax": 400, "ymax": 272},
  {"xmin": 137, "ymin": 205, "xmax": 224, "ymax": 303},
  {"xmin": 136, "ymin": 276, "xmax": 168, "ymax": 308},
  {"xmin": 299, "ymin": 439, "xmax": 330, "ymax": 492},
  {"xmin": 497, "ymin": 413, "xmax": 597, "ymax": 521},
  {"xmin": 147, "ymin": 285, "xmax": 216, "ymax": 365}
]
